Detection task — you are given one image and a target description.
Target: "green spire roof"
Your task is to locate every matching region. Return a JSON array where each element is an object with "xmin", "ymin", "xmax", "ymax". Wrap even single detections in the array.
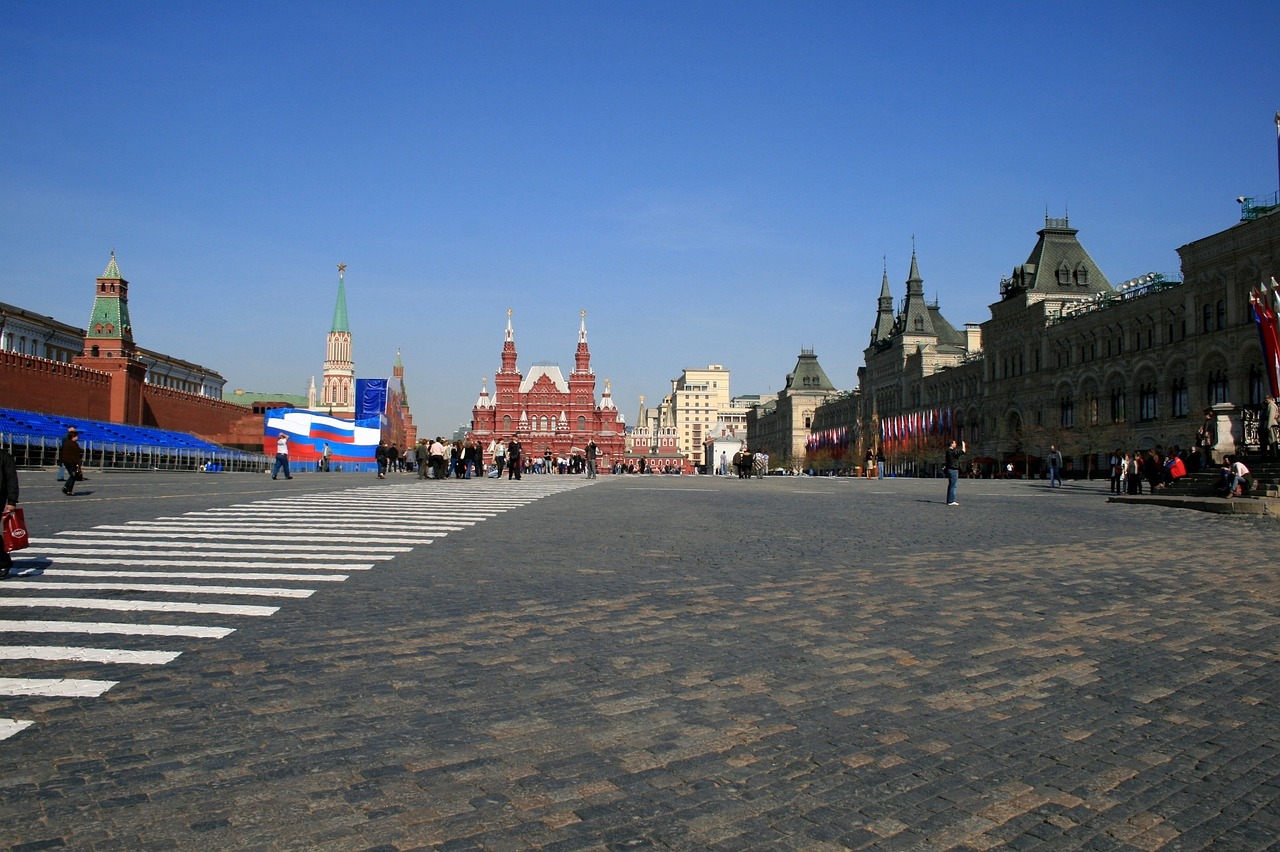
[
  {"xmin": 331, "ymin": 266, "xmax": 350, "ymax": 333},
  {"xmin": 102, "ymin": 251, "xmax": 122, "ymax": 279}
]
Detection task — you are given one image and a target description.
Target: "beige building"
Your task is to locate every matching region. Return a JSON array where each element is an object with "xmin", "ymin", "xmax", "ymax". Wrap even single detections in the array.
[{"xmin": 656, "ymin": 365, "xmax": 732, "ymax": 462}]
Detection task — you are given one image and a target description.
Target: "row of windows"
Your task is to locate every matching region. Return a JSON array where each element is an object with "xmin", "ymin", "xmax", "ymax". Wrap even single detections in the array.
[
  {"xmin": 1057, "ymin": 369, "xmax": 1245, "ymax": 427},
  {"xmin": 499, "ymin": 415, "xmax": 590, "ymax": 433}
]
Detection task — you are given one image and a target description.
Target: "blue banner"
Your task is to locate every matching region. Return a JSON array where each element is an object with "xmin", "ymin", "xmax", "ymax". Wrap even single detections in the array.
[{"xmin": 355, "ymin": 378, "xmax": 389, "ymax": 420}]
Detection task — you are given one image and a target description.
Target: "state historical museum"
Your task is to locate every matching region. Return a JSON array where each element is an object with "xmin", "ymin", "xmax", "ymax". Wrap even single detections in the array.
[{"xmin": 470, "ymin": 310, "xmax": 626, "ymax": 466}]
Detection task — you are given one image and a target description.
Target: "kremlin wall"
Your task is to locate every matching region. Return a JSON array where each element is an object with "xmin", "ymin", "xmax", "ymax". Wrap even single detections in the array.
[{"xmin": 0, "ymin": 256, "xmax": 413, "ymax": 454}]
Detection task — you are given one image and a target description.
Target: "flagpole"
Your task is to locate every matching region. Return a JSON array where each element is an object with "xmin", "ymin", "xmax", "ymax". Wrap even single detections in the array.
[{"xmin": 1275, "ymin": 111, "xmax": 1280, "ymax": 192}]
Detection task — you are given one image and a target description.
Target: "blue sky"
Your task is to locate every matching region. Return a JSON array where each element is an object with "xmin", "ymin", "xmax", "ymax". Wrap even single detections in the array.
[{"xmin": 4, "ymin": 2, "xmax": 1278, "ymax": 438}]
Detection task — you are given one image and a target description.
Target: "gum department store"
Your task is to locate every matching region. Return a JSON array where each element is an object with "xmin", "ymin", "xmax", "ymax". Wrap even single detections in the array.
[{"xmin": 779, "ymin": 194, "xmax": 1280, "ymax": 476}]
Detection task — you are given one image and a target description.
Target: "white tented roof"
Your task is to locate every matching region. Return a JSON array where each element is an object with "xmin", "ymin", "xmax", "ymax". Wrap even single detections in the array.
[{"xmin": 519, "ymin": 364, "xmax": 569, "ymax": 394}]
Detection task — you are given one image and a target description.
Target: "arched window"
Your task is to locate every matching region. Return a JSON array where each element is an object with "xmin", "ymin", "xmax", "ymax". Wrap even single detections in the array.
[
  {"xmin": 1216, "ymin": 300, "xmax": 1226, "ymax": 330},
  {"xmin": 1139, "ymin": 384, "xmax": 1157, "ymax": 421},
  {"xmin": 503, "ymin": 415, "xmax": 512, "ymax": 432},
  {"xmin": 1110, "ymin": 387, "xmax": 1126, "ymax": 423},
  {"xmin": 1202, "ymin": 304, "xmax": 1213, "ymax": 333},
  {"xmin": 1208, "ymin": 370, "xmax": 1229, "ymax": 405},
  {"xmin": 1060, "ymin": 395, "xmax": 1075, "ymax": 428},
  {"xmin": 578, "ymin": 416, "xmax": 587, "ymax": 432},
  {"xmin": 1248, "ymin": 364, "xmax": 1264, "ymax": 405},
  {"xmin": 1171, "ymin": 377, "xmax": 1188, "ymax": 417}
]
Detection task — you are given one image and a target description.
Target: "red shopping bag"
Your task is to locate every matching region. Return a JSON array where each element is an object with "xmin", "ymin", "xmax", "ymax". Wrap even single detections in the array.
[{"xmin": 2, "ymin": 508, "xmax": 29, "ymax": 553}]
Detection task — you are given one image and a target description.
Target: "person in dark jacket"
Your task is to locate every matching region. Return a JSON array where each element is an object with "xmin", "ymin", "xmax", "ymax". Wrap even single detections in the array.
[
  {"xmin": 59, "ymin": 427, "xmax": 83, "ymax": 495},
  {"xmin": 1, "ymin": 446, "xmax": 19, "ymax": 578},
  {"xmin": 944, "ymin": 438, "xmax": 966, "ymax": 506}
]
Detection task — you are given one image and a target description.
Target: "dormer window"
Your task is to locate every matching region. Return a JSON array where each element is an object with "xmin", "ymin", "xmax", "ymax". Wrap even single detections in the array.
[
  {"xmin": 1074, "ymin": 264, "xmax": 1089, "ymax": 286},
  {"xmin": 914, "ymin": 317, "xmax": 924, "ymax": 331},
  {"xmin": 1057, "ymin": 263, "xmax": 1071, "ymax": 285}
]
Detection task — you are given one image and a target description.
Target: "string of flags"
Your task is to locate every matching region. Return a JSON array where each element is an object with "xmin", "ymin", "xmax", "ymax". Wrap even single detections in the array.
[
  {"xmin": 1249, "ymin": 277, "xmax": 1280, "ymax": 398},
  {"xmin": 876, "ymin": 407, "xmax": 956, "ymax": 450}
]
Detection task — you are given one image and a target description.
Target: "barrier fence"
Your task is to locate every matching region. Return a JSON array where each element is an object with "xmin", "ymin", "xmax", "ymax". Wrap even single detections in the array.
[{"xmin": 1, "ymin": 432, "xmax": 269, "ymax": 473}]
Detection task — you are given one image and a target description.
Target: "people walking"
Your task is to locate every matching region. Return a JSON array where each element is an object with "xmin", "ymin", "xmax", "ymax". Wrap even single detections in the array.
[
  {"xmin": 507, "ymin": 437, "xmax": 522, "ymax": 480},
  {"xmin": 375, "ymin": 440, "xmax": 389, "ymax": 478},
  {"xmin": 944, "ymin": 438, "xmax": 966, "ymax": 505},
  {"xmin": 491, "ymin": 438, "xmax": 506, "ymax": 478},
  {"xmin": 414, "ymin": 439, "xmax": 430, "ymax": 479},
  {"xmin": 1266, "ymin": 395, "xmax": 1280, "ymax": 461},
  {"xmin": 271, "ymin": 433, "xmax": 293, "ymax": 480},
  {"xmin": 1047, "ymin": 445, "xmax": 1063, "ymax": 487},
  {"xmin": 59, "ymin": 427, "xmax": 83, "ymax": 494},
  {"xmin": 428, "ymin": 438, "xmax": 446, "ymax": 481}
]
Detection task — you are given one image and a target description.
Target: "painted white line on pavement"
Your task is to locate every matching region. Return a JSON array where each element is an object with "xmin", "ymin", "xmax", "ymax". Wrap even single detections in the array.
[
  {"xmin": 55, "ymin": 527, "xmax": 432, "ymax": 539},
  {"xmin": 0, "ymin": 620, "xmax": 233, "ymax": 638},
  {"xmin": 21, "ymin": 557, "xmax": 375, "ymax": 571},
  {"xmin": 6, "ymin": 581, "xmax": 314, "ymax": 598},
  {"xmin": 36, "ymin": 539, "xmax": 410, "ymax": 553},
  {"xmin": 0, "ymin": 719, "xmax": 34, "ymax": 740},
  {"xmin": 15, "ymin": 569, "xmax": 347, "ymax": 582},
  {"xmin": 0, "ymin": 599, "xmax": 278, "ymax": 616},
  {"xmin": 107, "ymin": 522, "xmax": 470, "ymax": 533},
  {"xmin": 0, "ymin": 677, "xmax": 117, "ymax": 697},
  {"xmin": 0, "ymin": 646, "xmax": 181, "ymax": 665}
]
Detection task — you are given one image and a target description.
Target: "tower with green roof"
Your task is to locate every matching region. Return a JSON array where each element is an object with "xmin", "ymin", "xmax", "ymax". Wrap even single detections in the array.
[
  {"xmin": 321, "ymin": 263, "xmax": 355, "ymax": 415},
  {"xmin": 73, "ymin": 251, "xmax": 147, "ymax": 424}
]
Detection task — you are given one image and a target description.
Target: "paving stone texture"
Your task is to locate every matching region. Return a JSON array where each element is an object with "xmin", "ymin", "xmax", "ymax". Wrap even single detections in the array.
[{"xmin": 0, "ymin": 472, "xmax": 1276, "ymax": 850}]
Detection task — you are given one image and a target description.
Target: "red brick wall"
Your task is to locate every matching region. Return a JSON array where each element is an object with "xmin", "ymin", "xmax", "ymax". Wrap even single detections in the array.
[
  {"xmin": 141, "ymin": 385, "xmax": 264, "ymax": 447},
  {"xmin": 0, "ymin": 351, "xmax": 113, "ymax": 419}
]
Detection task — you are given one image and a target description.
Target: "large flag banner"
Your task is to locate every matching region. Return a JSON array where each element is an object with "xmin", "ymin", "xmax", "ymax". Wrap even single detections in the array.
[
  {"xmin": 263, "ymin": 409, "xmax": 381, "ymax": 464},
  {"xmin": 1251, "ymin": 279, "xmax": 1280, "ymax": 398},
  {"xmin": 355, "ymin": 378, "xmax": 389, "ymax": 421}
]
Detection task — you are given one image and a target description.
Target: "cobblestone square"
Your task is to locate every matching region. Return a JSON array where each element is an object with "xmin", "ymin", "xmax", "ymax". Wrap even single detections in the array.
[{"xmin": 0, "ymin": 472, "xmax": 1275, "ymax": 850}]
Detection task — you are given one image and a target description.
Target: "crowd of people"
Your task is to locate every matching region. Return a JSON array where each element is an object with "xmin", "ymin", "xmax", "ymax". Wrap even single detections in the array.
[{"xmin": 1108, "ymin": 446, "xmax": 1192, "ymax": 495}]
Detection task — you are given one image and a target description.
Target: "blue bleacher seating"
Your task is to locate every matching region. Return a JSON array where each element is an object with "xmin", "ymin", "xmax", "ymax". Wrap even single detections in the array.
[{"xmin": 0, "ymin": 406, "xmax": 244, "ymax": 455}]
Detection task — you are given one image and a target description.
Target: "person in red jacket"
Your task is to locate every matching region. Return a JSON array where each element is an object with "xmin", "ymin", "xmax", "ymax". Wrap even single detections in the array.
[{"xmin": 1, "ymin": 446, "xmax": 19, "ymax": 578}]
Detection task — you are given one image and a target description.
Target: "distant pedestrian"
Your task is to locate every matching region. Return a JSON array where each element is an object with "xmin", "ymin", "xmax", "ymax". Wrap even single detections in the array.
[
  {"xmin": 491, "ymin": 438, "xmax": 506, "ymax": 478},
  {"xmin": 428, "ymin": 438, "xmax": 446, "ymax": 480},
  {"xmin": 944, "ymin": 438, "xmax": 966, "ymax": 505},
  {"xmin": 507, "ymin": 438, "xmax": 522, "ymax": 480},
  {"xmin": 1265, "ymin": 396, "xmax": 1280, "ymax": 460},
  {"xmin": 321, "ymin": 442, "xmax": 332, "ymax": 472},
  {"xmin": 1047, "ymin": 445, "xmax": 1063, "ymax": 487},
  {"xmin": 1, "ymin": 445, "xmax": 19, "ymax": 578},
  {"xmin": 1196, "ymin": 409, "xmax": 1216, "ymax": 467},
  {"xmin": 271, "ymin": 433, "xmax": 293, "ymax": 480},
  {"xmin": 60, "ymin": 427, "xmax": 83, "ymax": 495},
  {"xmin": 415, "ymin": 439, "xmax": 430, "ymax": 479},
  {"xmin": 586, "ymin": 439, "xmax": 598, "ymax": 478},
  {"xmin": 375, "ymin": 440, "xmax": 389, "ymax": 478}
]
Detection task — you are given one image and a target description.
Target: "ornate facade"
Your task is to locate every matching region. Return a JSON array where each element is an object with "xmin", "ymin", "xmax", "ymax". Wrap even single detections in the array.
[
  {"xmin": 470, "ymin": 311, "xmax": 626, "ymax": 466},
  {"xmin": 745, "ymin": 349, "xmax": 838, "ymax": 468},
  {"xmin": 318, "ymin": 264, "xmax": 355, "ymax": 415},
  {"xmin": 831, "ymin": 207, "xmax": 1280, "ymax": 475}
]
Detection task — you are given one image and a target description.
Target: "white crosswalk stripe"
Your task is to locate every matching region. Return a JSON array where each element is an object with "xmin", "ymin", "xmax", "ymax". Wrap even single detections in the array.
[{"xmin": 0, "ymin": 477, "xmax": 593, "ymax": 743}]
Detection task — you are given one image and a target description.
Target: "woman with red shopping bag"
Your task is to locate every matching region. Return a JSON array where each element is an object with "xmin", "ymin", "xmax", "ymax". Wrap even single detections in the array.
[{"xmin": 0, "ymin": 446, "xmax": 19, "ymax": 578}]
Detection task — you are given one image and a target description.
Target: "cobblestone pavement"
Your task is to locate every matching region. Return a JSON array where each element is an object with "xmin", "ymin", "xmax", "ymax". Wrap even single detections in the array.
[{"xmin": 0, "ymin": 472, "xmax": 1275, "ymax": 850}]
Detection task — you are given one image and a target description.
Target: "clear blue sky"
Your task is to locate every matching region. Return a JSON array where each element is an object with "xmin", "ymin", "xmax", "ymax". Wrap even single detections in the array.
[{"xmin": 4, "ymin": 2, "xmax": 1278, "ymax": 438}]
